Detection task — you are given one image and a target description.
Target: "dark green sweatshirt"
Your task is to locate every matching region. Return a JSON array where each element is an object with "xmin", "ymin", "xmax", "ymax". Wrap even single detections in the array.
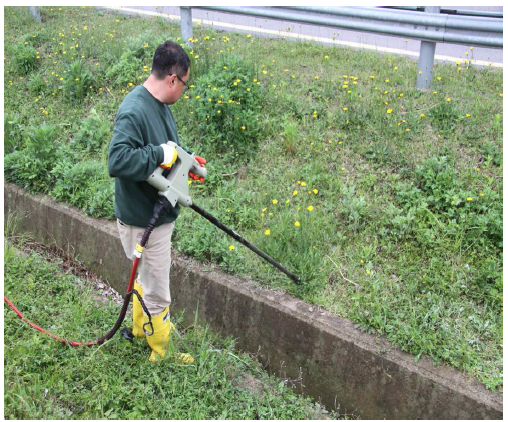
[{"xmin": 108, "ymin": 85, "xmax": 182, "ymax": 228}]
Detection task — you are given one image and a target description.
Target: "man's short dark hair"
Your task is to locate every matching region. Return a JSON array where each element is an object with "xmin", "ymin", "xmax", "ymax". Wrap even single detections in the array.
[{"xmin": 151, "ymin": 40, "xmax": 190, "ymax": 80}]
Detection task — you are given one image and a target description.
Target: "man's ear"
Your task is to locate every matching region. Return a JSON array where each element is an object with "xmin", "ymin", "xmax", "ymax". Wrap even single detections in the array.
[{"xmin": 165, "ymin": 74, "xmax": 174, "ymax": 86}]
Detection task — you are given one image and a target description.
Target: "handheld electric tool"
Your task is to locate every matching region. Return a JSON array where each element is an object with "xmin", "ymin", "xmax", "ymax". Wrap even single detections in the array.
[
  {"xmin": 146, "ymin": 141, "xmax": 301, "ymax": 284},
  {"xmin": 147, "ymin": 141, "xmax": 207, "ymax": 208}
]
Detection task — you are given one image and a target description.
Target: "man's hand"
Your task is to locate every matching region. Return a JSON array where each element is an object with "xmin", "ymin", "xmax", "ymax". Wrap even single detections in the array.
[
  {"xmin": 189, "ymin": 155, "xmax": 206, "ymax": 183},
  {"xmin": 159, "ymin": 144, "xmax": 178, "ymax": 169}
]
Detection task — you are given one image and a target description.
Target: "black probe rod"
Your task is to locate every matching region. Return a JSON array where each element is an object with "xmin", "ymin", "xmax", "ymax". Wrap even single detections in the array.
[{"xmin": 190, "ymin": 203, "xmax": 301, "ymax": 283}]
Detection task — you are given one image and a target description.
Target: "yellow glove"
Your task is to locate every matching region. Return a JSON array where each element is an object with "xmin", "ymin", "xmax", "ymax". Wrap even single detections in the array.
[{"xmin": 160, "ymin": 144, "xmax": 178, "ymax": 169}]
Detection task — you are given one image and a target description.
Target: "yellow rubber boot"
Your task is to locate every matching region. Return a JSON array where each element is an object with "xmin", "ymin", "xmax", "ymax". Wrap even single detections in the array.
[
  {"xmin": 131, "ymin": 280, "xmax": 145, "ymax": 339},
  {"xmin": 145, "ymin": 307, "xmax": 195, "ymax": 364}
]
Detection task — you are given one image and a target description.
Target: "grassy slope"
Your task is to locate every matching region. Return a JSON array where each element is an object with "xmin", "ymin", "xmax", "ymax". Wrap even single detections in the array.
[{"xmin": 3, "ymin": 6, "xmax": 503, "ymax": 391}]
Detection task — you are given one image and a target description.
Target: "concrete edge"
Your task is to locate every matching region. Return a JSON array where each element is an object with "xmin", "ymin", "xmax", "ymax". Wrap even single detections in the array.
[{"xmin": 4, "ymin": 183, "xmax": 503, "ymax": 419}]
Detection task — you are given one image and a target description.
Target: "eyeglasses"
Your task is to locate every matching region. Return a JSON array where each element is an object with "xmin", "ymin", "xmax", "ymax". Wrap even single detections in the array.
[{"xmin": 176, "ymin": 74, "xmax": 190, "ymax": 92}]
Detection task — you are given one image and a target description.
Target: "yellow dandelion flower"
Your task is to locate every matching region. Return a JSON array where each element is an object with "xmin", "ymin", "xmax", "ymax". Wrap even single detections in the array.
[
  {"xmin": 313, "ymin": 189, "xmax": 318, "ymax": 194},
  {"xmin": 467, "ymin": 197, "xmax": 472, "ymax": 201},
  {"xmin": 294, "ymin": 221, "xmax": 301, "ymax": 227},
  {"xmin": 229, "ymin": 245, "xmax": 235, "ymax": 250},
  {"xmin": 307, "ymin": 206, "xmax": 314, "ymax": 212},
  {"xmin": 272, "ymin": 199, "xmax": 278, "ymax": 205},
  {"xmin": 387, "ymin": 109, "xmax": 393, "ymax": 114},
  {"xmin": 264, "ymin": 229, "xmax": 271, "ymax": 236}
]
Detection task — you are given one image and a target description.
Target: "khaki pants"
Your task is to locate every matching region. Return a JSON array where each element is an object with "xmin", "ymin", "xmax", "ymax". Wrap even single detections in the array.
[{"xmin": 117, "ymin": 219, "xmax": 175, "ymax": 316}]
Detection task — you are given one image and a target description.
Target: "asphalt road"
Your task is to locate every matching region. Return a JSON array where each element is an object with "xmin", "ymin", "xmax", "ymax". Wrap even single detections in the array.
[{"xmin": 109, "ymin": 6, "xmax": 503, "ymax": 67}]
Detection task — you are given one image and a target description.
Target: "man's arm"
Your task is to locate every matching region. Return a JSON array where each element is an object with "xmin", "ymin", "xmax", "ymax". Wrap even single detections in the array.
[{"xmin": 107, "ymin": 112, "xmax": 164, "ymax": 182}]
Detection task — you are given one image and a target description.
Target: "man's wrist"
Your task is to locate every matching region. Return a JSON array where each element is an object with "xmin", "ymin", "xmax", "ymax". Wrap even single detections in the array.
[{"xmin": 157, "ymin": 145, "xmax": 165, "ymax": 164}]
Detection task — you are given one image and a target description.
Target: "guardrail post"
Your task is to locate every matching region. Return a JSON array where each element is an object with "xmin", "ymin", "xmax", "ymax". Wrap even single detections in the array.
[
  {"xmin": 416, "ymin": 6, "xmax": 441, "ymax": 89},
  {"xmin": 28, "ymin": 6, "xmax": 41, "ymax": 23},
  {"xmin": 180, "ymin": 7, "xmax": 193, "ymax": 46}
]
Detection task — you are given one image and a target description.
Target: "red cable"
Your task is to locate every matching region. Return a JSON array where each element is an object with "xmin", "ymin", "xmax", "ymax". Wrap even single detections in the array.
[{"xmin": 4, "ymin": 256, "xmax": 140, "ymax": 347}]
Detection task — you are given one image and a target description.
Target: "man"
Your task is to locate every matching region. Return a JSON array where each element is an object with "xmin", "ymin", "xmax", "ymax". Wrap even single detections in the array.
[{"xmin": 108, "ymin": 40, "xmax": 204, "ymax": 362}]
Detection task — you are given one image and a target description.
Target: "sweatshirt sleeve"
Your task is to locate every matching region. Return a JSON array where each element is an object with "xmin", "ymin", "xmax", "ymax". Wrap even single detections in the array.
[{"xmin": 107, "ymin": 112, "xmax": 164, "ymax": 182}]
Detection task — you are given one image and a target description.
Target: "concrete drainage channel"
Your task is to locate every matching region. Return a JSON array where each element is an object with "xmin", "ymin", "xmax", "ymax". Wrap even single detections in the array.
[{"xmin": 4, "ymin": 183, "xmax": 502, "ymax": 419}]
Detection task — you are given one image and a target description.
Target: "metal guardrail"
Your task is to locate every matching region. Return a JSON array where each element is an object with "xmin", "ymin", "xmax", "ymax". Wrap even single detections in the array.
[
  {"xmin": 193, "ymin": 6, "xmax": 502, "ymax": 48},
  {"xmin": 182, "ymin": 6, "xmax": 502, "ymax": 89},
  {"xmin": 380, "ymin": 6, "xmax": 503, "ymax": 19}
]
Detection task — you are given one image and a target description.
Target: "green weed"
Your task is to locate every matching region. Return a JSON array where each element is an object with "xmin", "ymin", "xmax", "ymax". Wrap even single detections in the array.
[
  {"xmin": 4, "ymin": 122, "xmax": 59, "ymax": 192},
  {"xmin": 28, "ymin": 71, "xmax": 47, "ymax": 95},
  {"xmin": 179, "ymin": 53, "xmax": 265, "ymax": 157},
  {"xmin": 72, "ymin": 107, "xmax": 113, "ymax": 154},
  {"xmin": 62, "ymin": 59, "xmax": 94, "ymax": 101},
  {"xmin": 105, "ymin": 50, "xmax": 143, "ymax": 88},
  {"xmin": 4, "ymin": 113, "xmax": 24, "ymax": 154},
  {"xmin": 11, "ymin": 42, "xmax": 39, "ymax": 75}
]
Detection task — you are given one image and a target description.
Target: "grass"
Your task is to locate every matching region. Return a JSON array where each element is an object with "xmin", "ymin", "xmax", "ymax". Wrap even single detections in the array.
[
  {"xmin": 3, "ymin": 6, "xmax": 503, "ymax": 392},
  {"xmin": 4, "ymin": 235, "xmax": 343, "ymax": 419}
]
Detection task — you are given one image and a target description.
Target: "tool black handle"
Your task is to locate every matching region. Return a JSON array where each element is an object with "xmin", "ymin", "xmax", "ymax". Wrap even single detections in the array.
[{"xmin": 190, "ymin": 203, "xmax": 301, "ymax": 284}]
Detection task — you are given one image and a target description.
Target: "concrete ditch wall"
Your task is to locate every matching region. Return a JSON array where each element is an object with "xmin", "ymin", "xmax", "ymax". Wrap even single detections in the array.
[{"xmin": 4, "ymin": 183, "xmax": 502, "ymax": 419}]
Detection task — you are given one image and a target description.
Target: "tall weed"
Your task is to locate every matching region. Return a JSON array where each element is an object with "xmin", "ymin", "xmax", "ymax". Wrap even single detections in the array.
[
  {"xmin": 62, "ymin": 59, "xmax": 94, "ymax": 101},
  {"xmin": 184, "ymin": 54, "xmax": 264, "ymax": 157}
]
